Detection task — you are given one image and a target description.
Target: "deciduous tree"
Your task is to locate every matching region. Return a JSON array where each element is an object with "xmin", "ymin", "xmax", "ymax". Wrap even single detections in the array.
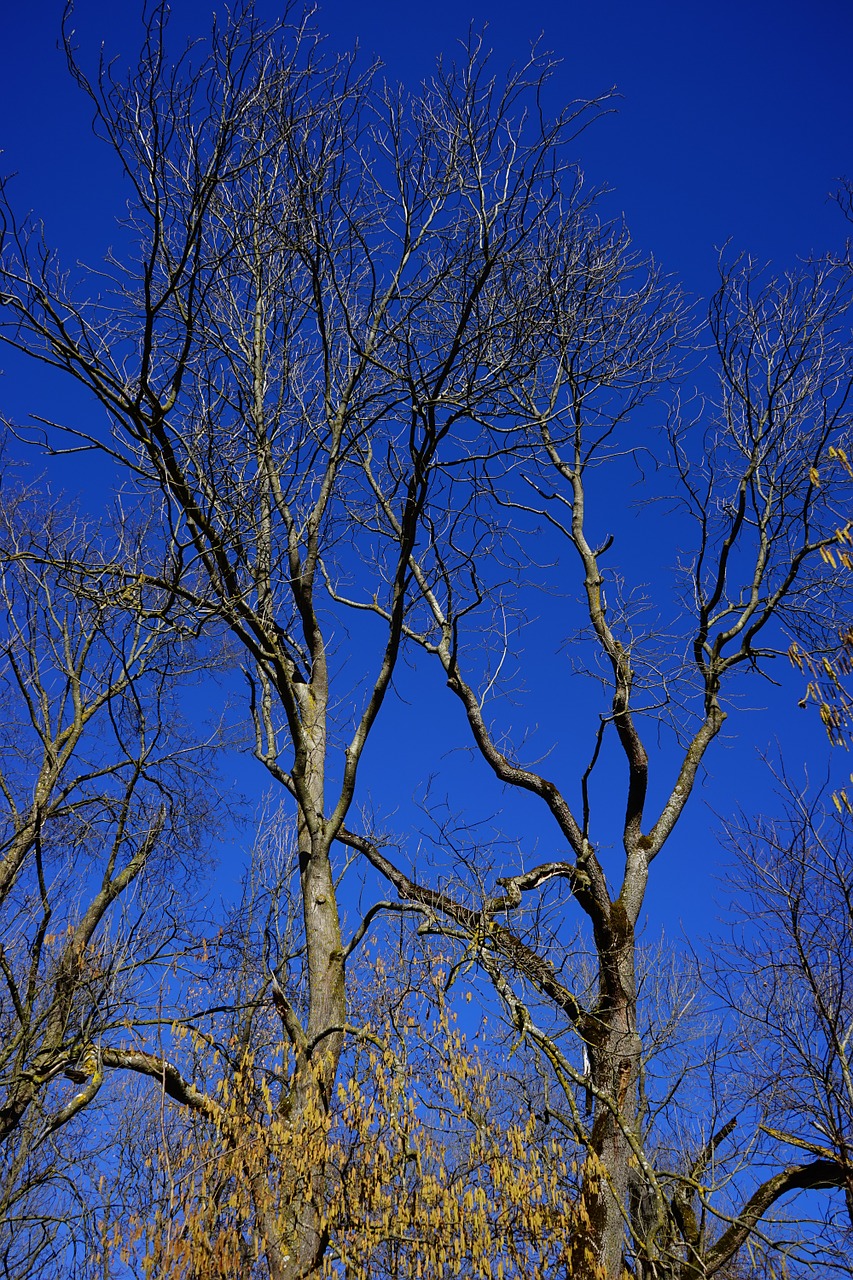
[
  {"xmin": 1, "ymin": 5, "xmax": 852, "ymax": 1277},
  {"xmin": 0, "ymin": 483, "xmax": 212, "ymax": 1276},
  {"xmin": 344, "ymin": 245, "xmax": 853, "ymax": 1278},
  {"xmin": 0, "ymin": 6, "xmax": 612, "ymax": 1273}
]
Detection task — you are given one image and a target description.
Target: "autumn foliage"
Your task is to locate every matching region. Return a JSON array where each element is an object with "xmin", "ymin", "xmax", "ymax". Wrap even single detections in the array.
[{"xmin": 99, "ymin": 992, "xmax": 602, "ymax": 1280}]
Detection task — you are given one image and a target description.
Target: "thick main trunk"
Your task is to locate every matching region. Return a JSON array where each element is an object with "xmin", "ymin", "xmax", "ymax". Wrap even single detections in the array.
[
  {"xmin": 279, "ymin": 690, "xmax": 345, "ymax": 1280},
  {"xmin": 284, "ymin": 1078, "xmax": 332, "ymax": 1280},
  {"xmin": 280, "ymin": 871, "xmax": 342, "ymax": 1280},
  {"xmin": 579, "ymin": 925, "xmax": 642, "ymax": 1280}
]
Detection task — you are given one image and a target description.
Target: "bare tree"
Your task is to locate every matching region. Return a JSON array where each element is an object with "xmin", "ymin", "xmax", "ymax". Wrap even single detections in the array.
[
  {"xmin": 2, "ymin": 5, "xmax": 852, "ymax": 1278},
  {"xmin": 701, "ymin": 777, "xmax": 853, "ymax": 1277},
  {"xmin": 0, "ymin": 6, "xmax": 619, "ymax": 1274},
  {"xmin": 0, "ymin": 481, "xmax": 212, "ymax": 1277},
  {"xmin": 339, "ymin": 243, "xmax": 853, "ymax": 1278}
]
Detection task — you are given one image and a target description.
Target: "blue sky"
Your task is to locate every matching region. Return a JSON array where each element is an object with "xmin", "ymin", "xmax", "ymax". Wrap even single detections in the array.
[
  {"xmin": 3, "ymin": 1, "xmax": 850, "ymax": 290},
  {"xmin": 0, "ymin": 0, "xmax": 850, "ymax": 943}
]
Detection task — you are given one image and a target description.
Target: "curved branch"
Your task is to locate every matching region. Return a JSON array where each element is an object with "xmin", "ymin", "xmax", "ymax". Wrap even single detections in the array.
[
  {"xmin": 100, "ymin": 1047, "xmax": 222, "ymax": 1123},
  {"xmin": 701, "ymin": 1159, "xmax": 849, "ymax": 1277}
]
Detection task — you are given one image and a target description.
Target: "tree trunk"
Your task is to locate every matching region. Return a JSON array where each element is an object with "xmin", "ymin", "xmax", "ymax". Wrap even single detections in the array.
[
  {"xmin": 282, "ymin": 685, "xmax": 345, "ymax": 1280},
  {"xmin": 579, "ymin": 911, "xmax": 642, "ymax": 1279}
]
